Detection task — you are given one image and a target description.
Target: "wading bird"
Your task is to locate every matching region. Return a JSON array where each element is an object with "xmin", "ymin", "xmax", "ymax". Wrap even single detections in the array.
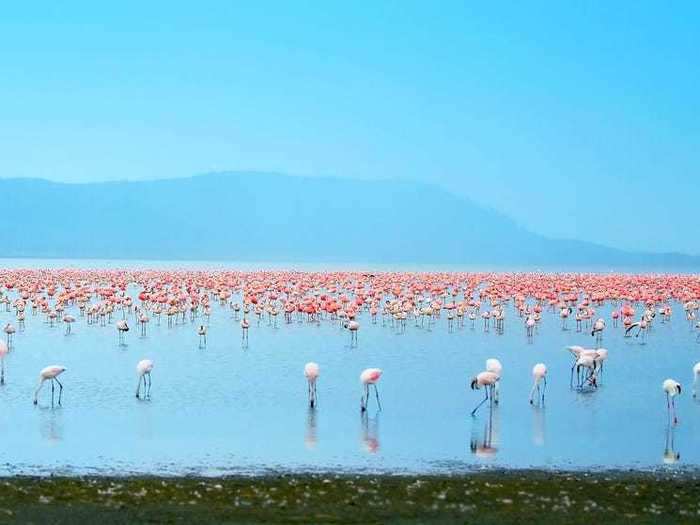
[
  {"xmin": 529, "ymin": 363, "xmax": 547, "ymax": 404},
  {"xmin": 485, "ymin": 358, "xmax": 503, "ymax": 403},
  {"xmin": 33, "ymin": 365, "xmax": 66, "ymax": 406},
  {"xmin": 197, "ymin": 325, "xmax": 207, "ymax": 347},
  {"xmin": 470, "ymin": 371, "xmax": 499, "ymax": 416},
  {"xmin": 116, "ymin": 320, "xmax": 129, "ymax": 345},
  {"xmin": 360, "ymin": 368, "xmax": 382, "ymax": 412},
  {"xmin": 663, "ymin": 379, "xmax": 681, "ymax": 425},
  {"xmin": 136, "ymin": 359, "xmax": 154, "ymax": 399},
  {"xmin": 304, "ymin": 362, "xmax": 319, "ymax": 408},
  {"xmin": 0, "ymin": 341, "xmax": 7, "ymax": 385}
]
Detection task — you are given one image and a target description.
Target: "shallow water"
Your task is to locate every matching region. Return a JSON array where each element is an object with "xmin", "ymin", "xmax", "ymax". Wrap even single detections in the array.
[{"xmin": 0, "ymin": 265, "xmax": 699, "ymax": 475}]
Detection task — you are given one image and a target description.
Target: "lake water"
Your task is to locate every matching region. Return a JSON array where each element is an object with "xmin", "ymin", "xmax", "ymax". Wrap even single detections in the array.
[{"xmin": 0, "ymin": 259, "xmax": 698, "ymax": 475}]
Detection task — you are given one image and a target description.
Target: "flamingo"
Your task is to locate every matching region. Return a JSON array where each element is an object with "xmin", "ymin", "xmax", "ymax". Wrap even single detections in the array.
[
  {"xmin": 470, "ymin": 371, "xmax": 499, "ymax": 416},
  {"xmin": 304, "ymin": 362, "xmax": 319, "ymax": 408},
  {"xmin": 33, "ymin": 365, "xmax": 66, "ymax": 406},
  {"xmin": 591, "ymin": 318, "xmax": 605, "ymax": 345},
  {"xmin": 136, "ymin": 359, "xmax": 154, "ymax": 399},
  {"xmin": 197, "ymin": 325, "xmax": 207, "ymax": 347},
  {"xmin": 63, "ymin": 314, "xmax": 76, "ymax": 335},
  {"xmin": 360, "ymin": 368, "xmax": 382, "ymax": 412},
  {"xmin": 575, "ymin": 353, "xmax": 598, "ymax": 388},
  {"xmin": 116, "ymin": 320, "xmax": 129, "ymax": 345},
  {"xmin": 0, "ymin": 341, "xmax": 7, "ymax": 385},
  {"xmin": 138, "ymin": 313, "xmax": 149, "ymax": 336},
  {"xmin": 241, "ymin": 317, "xmax": 249, "ymax": 344},
  {"xmin": 529, "ymin": 363, "xmax": 547, "ymax": 404},
  {"xmin": 663, "ymin": 379, "xmax": 681, "ymax": 425},
  {"xmin": 485, "ymin": 358, "xmax": 502, "ymax": 403},
  {"xmin": 4, "ymin": 323, "xmax": 15, "ymax": 348},
  {"xmin": 692, "ymin": 362, "xmax": 700, "ymax": 398},
  {"xmin": 345, "ymin": 320, "xmax": 360, "ymax": 345}
]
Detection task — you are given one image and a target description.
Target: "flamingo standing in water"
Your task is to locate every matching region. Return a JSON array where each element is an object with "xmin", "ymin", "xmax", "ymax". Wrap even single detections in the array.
[
  {"xmin": 135, "ymin": 359, "xmax": 154, "ymax": 399},
  {"xmin": 63, "ymin": 315, "xmax": 76, "ymax": 335},
  {"xmin": 663, "ymin": 378, "xmax": 681, "ymax": 425},
  {"xmin": 138, "ymin": 313, "xmax": 149, "ymax": 336},
  {"xmin": 304, "ymin": 362, "xmax": 319, "ymax": 407},
  {"xmin": 116, "ymin": 320, "xmax": 129, "ymax": 345},
  {"xmin": 197, "ymin": 325, "xmax": 207, "ymax": 347},
  {"xmin": 485, "ymin": 358, "xmax": 502, "ymax": 403},
  {"xmin": 346, "ymin": 320, "xmax": 360, "ymax": 345},
  {"xmin": 33, "ymin": 365, "xmax": 66, "ymax": 406},
  {"xmin": 360, "ymin": 368, "xmax": 382, "ymax": 412},
  {"xmin": 470, "ymin": 371, "xmax": 499, "ymax": 416},
  {"xmin": 0, "ymin": 341, "xmax": 7, "ymax": 385},
  {"xmin": 591, "ymin": 318, "xmax": 605, "ymax": 345},
  {"xmin": 529, "ymin": 363, "xmax": 547, "ymax": 404},
  {"xmin": 4, "ymin": 323, "xmax": 15, "ymax": 348},
  {"xmin": 692, "ymin": 362, "xmax": 700, "ymax": 398},
  {"xmin": 241, "ymin": 318, "xmax": 249, "ymax": 344}
]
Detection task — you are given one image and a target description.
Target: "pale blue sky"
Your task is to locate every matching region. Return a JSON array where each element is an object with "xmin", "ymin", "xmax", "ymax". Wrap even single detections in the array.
[{"xmin": 1, "ymin": 2, "xmax": 698, "ymax": 254}]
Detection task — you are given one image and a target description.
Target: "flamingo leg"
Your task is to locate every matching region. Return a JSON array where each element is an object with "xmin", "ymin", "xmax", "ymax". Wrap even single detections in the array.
[
  {"xmin": 136, "ymin": 375, "xmax": 142, "ymax": 398},
  {"xmin": 542, "ymin": 377, "xmax": 547, "ymax": 403},
  {"xmin": 471, "ymin": 388, "xmax": 489, "ymax": 417},
  {"xmin": 55, "ymin": 377, "xmax": 63, "ymax": 405},
  {"xmin": 51, "ymin": 379, "xmax": 55, "ymax": 407},
  {"xmin": 374, "ymin": 384, "xmax": 382, "ymax": 411}
]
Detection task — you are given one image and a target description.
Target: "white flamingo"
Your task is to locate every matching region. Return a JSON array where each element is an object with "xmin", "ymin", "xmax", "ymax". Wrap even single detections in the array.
[
  {"xmin": 663, "ymin": 378, "xmax": 681, "ymax": 425},
  {"xmin": 529, "ymin": 363, "xmax": 547, "ymax": 404},
  {"xmin": 33, "ymin": 365, "xmax": 66, "ymax": 406},
  {"xmin": 135, "ymin": 359, "xmax": 154, "ymax": 399}
]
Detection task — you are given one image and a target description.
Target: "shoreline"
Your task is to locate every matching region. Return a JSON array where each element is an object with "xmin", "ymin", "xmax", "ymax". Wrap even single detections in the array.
[{"xmin": 0, "ymin": 471, "xmax": 698, "ymax": 523}]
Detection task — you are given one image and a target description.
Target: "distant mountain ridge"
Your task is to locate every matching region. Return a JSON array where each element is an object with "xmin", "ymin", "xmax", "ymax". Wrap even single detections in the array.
[{"xmin": 0, "ymin": 172, "xmax": 696, "ymax": 268}]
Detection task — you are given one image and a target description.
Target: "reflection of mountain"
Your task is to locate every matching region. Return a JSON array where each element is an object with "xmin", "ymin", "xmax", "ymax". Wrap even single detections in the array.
[{"xmin": 2, "ymin": 172, "xmax": 698, "ymax": 267}]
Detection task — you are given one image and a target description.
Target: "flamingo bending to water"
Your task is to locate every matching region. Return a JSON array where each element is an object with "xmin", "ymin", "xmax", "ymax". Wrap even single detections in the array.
[
  {"xmin": 33, "ymin": 365, "xmax": 66, "ymax": 406},
  {"xmin": 663, "ymin": 379, "xmax": 681, "ymax": 425},
  {"xmin": 470, "ymin": 371, "xmax": 499, "ymax": 416},
  {"xmin": 116, "ymin": 320, "xmax": 129, "ymax": 345},
  {"xmin": 529, "ymin": 363, "xmax": 547, "ymax": 404},
  {"xmin": 304, "ymin": 362, "xmax": 319, "ymax": 407},
  {"xmin": 136, "ymin": 359, "xmax": 154, "ymax": 399},
  {"xmin": 360, "ymin": 368, "xmax": 382, "ymax": 412}
]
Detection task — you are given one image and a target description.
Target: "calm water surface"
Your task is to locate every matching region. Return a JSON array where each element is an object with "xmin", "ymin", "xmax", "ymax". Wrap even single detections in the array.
[{"xmin": 0, "ymin": 259, "xmax": 698, "ymax": 475}]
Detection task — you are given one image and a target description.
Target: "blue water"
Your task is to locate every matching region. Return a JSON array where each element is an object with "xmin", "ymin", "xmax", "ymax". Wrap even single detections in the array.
[{"xmin": 0, "ymin": 259, "xmax": 698, "ymax": 475}]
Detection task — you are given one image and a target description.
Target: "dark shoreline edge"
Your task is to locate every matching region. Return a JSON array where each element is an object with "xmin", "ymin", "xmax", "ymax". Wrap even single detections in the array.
[{"xmin": 1, "ymin": 471, "xmax": 699, "ymax": 524}]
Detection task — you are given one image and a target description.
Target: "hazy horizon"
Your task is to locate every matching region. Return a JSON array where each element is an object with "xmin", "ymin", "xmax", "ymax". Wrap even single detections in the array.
[{"xmin": 2, "ymin": 3, "xmax": 698, "ymax": 256}]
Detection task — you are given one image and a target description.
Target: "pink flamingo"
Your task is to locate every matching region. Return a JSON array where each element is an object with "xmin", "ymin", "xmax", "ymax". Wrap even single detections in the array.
[
  {"xmin": 470, "ymin": 371, "xmax": 499, "ymax": 416},
  {"xmin": 304, "ymin": 362, "xmax": 320, "ymax": 407},
  {"xmin": 360, "ymin": 368, "xmax": 382, "ymax": 412},
  {"xmin": 0, "ymin": 341, "xmax": 7, "ymax": 385}
]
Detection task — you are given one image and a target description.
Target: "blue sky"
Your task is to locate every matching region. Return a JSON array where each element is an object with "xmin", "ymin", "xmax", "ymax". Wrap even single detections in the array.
[{"xmin": 1, "ymin": 2, "xmax": 698, "ymax": 254}]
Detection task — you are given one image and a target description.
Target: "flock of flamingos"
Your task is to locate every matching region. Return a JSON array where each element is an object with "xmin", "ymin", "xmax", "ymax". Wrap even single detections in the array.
[{"xmin": 0, "ymin": 269, "xmax": 699, "ymax": 428}]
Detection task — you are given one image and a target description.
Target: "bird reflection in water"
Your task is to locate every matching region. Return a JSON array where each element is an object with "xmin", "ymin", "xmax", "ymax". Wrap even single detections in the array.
[
  {"xmin": 531, "ymin": 405, "xmax": 546, "ymax": 447},
  {"xmin": 663, "ymin": 424, "xmax": 680, "ymax": 465},
  {"xmin": 305, "ymin": 407, "xmax": 318, "ymax": 450},
  {"xmin": 39, "ymin": 410, "xmax": 63, "ymax": 443},
  {"xmin": 470, "ymin": 404, "xmax": 499, "ymax": 458},
  {"xmin": 360, "ymin": 411, "xmax": 380, "ymax": 454}
]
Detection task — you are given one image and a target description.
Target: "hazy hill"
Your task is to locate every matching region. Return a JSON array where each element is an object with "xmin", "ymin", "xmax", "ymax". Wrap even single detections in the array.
[{"xmin": 0, "ymin": 172, "xmax": 696, "ymax": 268}]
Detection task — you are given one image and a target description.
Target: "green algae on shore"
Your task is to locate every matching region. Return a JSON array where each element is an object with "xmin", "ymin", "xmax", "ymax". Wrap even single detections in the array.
[{"xmin": 0, "ymin": 471, "xmax": 698, "ymax": 524}]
